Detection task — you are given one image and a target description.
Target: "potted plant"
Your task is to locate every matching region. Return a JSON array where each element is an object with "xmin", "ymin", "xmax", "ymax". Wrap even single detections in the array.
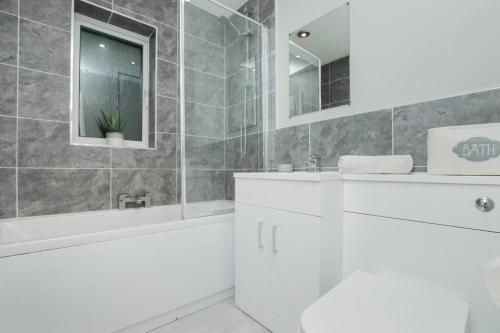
[{"xmin": 96, "ymin": 110, "xmax": 127, "ymax": 147}]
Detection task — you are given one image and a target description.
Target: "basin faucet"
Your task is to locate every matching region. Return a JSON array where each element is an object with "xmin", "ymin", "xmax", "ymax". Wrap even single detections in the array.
[
  {"xmin": 118, "ymin": 193, "xmax": 152, "ymax": 210},
  {"xmin": 305, "ymin": 154, "xmax": 320, "ymax": 172}
]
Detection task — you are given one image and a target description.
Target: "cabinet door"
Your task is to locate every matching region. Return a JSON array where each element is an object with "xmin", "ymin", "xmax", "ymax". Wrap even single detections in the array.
[
  {"xmin": 234, "ymin": 203, "xmax": 272, "ymax": 328},
  {"xmin": 268, "ymin": 208, "xmax": 321, "ymax": 333}
]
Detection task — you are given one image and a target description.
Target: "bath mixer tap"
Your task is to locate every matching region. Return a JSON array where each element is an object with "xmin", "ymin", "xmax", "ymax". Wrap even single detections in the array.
[
  {"xmin": 305, "ymin": 154, "xmax": 320, "ymax": 172},
  {"xmin": 118, "ymin": 193, "xmax": 152, "ymax": 210}
]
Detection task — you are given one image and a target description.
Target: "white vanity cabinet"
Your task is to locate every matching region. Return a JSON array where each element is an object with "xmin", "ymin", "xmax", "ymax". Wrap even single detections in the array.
[{"xmin": 234, "ymin": 172, "xmax": 343, "ymax": 333}]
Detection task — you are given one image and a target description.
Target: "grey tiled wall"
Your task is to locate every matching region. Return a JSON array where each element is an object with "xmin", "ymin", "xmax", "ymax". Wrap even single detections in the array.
[
  {"xmin": 0, "ymin": 0, "xmax": 179, "ymax": 219},
  {"xmin": 270, "ymin": 88, "xmax": 500, "ymax": 170},
  {"xmin": 0, "ymin": 0, "xmax": 275, "ymax": 219}
]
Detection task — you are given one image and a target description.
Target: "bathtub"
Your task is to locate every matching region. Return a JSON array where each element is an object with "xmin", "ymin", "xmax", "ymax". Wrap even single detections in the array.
[{"xmin": 0, "ymin": 205, "xmax": 235, "ymax": 333}]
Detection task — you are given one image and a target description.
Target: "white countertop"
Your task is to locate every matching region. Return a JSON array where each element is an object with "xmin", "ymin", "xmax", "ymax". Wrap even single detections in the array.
[{"xmin": 234, "ymin": 172, "xmax": 500, "ymax": 185}]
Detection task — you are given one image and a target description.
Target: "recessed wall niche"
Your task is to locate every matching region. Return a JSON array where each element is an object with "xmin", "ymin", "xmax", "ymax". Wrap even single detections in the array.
[{"xmin": 73, "ymin": 0, "xmax": 157, "ymax": 149}]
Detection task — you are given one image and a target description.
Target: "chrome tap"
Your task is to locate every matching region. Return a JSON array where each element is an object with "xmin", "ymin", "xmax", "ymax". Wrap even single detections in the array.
[
  {"xmin": 305, "ymin": 154, "xmax": 320, "ymax": 172},
  {"xmin": 118, "ymin": 193, "xmax": 152, "ymax": 210}
]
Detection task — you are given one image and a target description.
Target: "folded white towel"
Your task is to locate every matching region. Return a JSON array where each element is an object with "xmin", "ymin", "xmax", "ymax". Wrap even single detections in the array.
[{"xmin": 338, "ymin": 155, "xmax": 413, "ymax": 174}]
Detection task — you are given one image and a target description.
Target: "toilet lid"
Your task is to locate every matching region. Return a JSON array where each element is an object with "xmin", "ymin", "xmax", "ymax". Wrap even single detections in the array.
[{"xmin": 300, "ymin": 271, "xmax": 469, "ymax": 333}]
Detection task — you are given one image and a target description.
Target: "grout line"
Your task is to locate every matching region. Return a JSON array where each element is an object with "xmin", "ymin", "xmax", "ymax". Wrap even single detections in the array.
[
  {"xmin": 156, "ymin": 57, "xmax": 178, "ymax": 66},
  {"xmin": 18, "ymin": 65, "xmax": 70, "ymax": 79},
  {"xmin": 185, "ymin": 31, "xmax": 224, "ymax": 49},
  {"xmin": 184, "ymin": 65, "xmax": 225, "ymax": 80},
  {"xmin": 0, "ymin": 9, "xmax": 16, "ymax": 17},
  {"xmin": 15, "ymin": 5, "xmax": 20, "ymax": 219},
  {"xmin": 17, "ymin": 116, "xmax": 70, "ymax": 124},
  {"xmin": 19, "ymin": 16, "xmax": 71, "ymax": 33},
  {"xmin": 183, "ymin": 98, "xmax": 224, "ymax": 110}
]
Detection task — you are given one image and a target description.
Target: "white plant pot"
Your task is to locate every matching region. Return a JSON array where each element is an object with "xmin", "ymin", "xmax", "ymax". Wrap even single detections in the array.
[{"xmin": 106, "ymin": 132, "xmax": 124, "ymax": 147}]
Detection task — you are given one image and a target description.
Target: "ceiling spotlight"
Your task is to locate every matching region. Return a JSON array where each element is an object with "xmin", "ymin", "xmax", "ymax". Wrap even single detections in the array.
[
  {"xmin": 297, "ymin": 31, "xmax": 310, "ymax": 38},
  {"xmin": 296, "ymin": 55, "xmax": 301, "ymax": 58},
  {"xmin": 99, "ymin": 43, "xmax": 106, "ymax": 48},
  {"xmin": 130, "ymin": 61, "xmax": 136, "ymax": 65}
]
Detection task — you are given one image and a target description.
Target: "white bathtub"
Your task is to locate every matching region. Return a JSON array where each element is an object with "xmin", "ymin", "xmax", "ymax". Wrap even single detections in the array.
[{"xmin": 0, "ymin": 206, "xmax": 235, "ymax": 333}]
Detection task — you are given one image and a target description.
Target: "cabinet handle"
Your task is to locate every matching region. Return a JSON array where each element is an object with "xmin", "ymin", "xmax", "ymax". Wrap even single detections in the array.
[
  {"xmin": 258, "ymin": 222, "xmax": 264, "ymax": 248},
  {"xmin": 272, "ymin": 225, "xmax": 278, "ymax": 253}
]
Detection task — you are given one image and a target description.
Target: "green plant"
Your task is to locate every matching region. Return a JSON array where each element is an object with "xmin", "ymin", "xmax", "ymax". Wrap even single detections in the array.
[{"xmin": 96, "ymin": 110, "xmax": 127, "ymax": 137}]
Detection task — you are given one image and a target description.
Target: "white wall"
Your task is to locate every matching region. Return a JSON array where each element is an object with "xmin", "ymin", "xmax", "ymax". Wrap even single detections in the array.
[{"xmin": 276, "ymin": 0, "xmax": 500, "ymax": 129}]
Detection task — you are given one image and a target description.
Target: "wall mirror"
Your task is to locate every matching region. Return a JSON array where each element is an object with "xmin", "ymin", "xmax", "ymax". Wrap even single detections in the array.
[
  {"xmin": 288, "ymin": 3, "xmax": 350, "ymax": 118},
  {"xmin": 71, "ymin": 0, "xmax": 157, "ymax": 149}
]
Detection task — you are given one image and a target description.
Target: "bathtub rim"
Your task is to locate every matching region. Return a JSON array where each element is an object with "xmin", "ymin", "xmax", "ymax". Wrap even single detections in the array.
[{"xmin": 0, "ymin": 210, "xmax": 234, "ymax": 259}]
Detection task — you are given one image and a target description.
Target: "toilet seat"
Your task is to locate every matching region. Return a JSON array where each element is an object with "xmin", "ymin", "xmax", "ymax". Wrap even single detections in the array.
[{"xmin": 300, "ymin": 271, "xmax": 469, "ymax": 333}]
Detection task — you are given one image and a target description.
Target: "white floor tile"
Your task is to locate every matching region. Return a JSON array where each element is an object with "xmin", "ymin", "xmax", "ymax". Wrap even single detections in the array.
[{"xmin": 149, "ymin": 298, "xmax": 270, "ymax": 333}]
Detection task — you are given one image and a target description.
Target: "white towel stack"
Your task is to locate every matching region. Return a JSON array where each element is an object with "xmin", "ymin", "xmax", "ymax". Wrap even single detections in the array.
[{"xmin": 338, "ymin": 155, "xmax": 414, "ymax": 174}]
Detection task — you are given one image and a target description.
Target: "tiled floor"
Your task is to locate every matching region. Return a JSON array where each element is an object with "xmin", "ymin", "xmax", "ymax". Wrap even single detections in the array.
[{"xmin": 149, "ymin": 298, "xmax": 270, "ymax": 333}]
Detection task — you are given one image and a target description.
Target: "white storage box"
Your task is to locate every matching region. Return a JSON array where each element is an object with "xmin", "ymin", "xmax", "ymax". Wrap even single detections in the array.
[{"xmin": 427, "ymin": 123, "xmax": 500, "ymax": 175}]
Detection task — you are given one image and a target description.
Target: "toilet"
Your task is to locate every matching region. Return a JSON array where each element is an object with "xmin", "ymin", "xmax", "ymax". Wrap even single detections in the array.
[
  {"xmin": 299, "ymin": 190, "xmax": 500, "ymax": 333},
  {"xmin": 300, "ymin": 271, "xmax": 469, "ymax": 333}
]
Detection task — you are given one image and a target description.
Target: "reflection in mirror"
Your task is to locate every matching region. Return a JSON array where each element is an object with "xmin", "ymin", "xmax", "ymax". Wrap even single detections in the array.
[{"xmin": 289, "ymin": 3, "xmax": 350, "ymax": 118}]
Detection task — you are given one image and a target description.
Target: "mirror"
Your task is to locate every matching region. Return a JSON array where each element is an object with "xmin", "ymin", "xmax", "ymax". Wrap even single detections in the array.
[{"xmin": 289, "ymin": 4, "xmax": 350, "ymax": 118}]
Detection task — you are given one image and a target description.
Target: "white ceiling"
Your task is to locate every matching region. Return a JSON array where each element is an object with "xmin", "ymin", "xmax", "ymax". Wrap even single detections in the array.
[{"xmin": 290, "ymin": 4, "xmax": 349, "ymax": 65}]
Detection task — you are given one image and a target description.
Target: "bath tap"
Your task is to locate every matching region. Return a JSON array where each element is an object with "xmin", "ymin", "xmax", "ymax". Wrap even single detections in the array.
[
  {"xmin": 118, "ymin": 193, "xmax": 152, "ymax": 210},
  {"xmin": 305, "ymin": 154, "xmax": 320, "ymax": 172}
]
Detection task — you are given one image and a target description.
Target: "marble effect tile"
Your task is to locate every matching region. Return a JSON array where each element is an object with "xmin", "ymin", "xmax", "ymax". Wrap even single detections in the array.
[
  {"xmin": 109, "ymin": 12, "xmax": 155, "ymax": 37},
  {"xmin": 225, "ymin": 170, "xmax": 236, "ymax": 201},
  {"xmin": 18, "ymin": 168, "xmax": 110, "ymax": 217},
  {"xmin": 185, "ymin": 68, "xmax": 224, "ymax": 108},
  {"xmin": 19, "ymin": 19, "xmax": 70, "ymax": 75},
  {"xmin": 185, "ymin": 102, "xmax": 224, "ymax": 138},
  {"xmin": 82, "ymin": 0, "xmax": 112, "ymax": 9},
  {"xmin": 0, "ymin": 168, "xmax": 16, "ymax": 219},
  {"xmin": 112, "ymin": 133, "xmax": 176, "ymax": 169},
  {"xmin": 156, "ymin": 23, "xmax": 178, "ymax": 63},
  {"xmin": 0, "ymin": 0, "xmax": 18, "ymax": 15},
  {"xmin": 184, "ymin": 2, "xmax": 224, "ymax": 47},
  {"xmin": 20, "ymin": 0, "xmax": 71, "ymax": 31},
  {"xmin": 74, "ymin": 0, "xmax": 112, "ymax": 23},
  {"xmin": 111, "ymin": 169, "xmax": 176, "ymax": 208},
  {"xmin": 185, "ymin": 136, "xmax": 224, "ymax": 169},
  {"xmin": 394, "ymin": 88, "xmax": 500, "ymax": 165},
  {"xmin": 113, "ymin": 0, "xmax": 177, "ymax": 28},
  {"xmin": 18, "ymin": 119, "xmax": 109, "ymax": 168},
  {"xmin": 259, "ymin": 0, "xmax": 274, "ymax": 23},
  {"xmin": 157, "ymin": 96, "xmax": 178, "ymax": 134},
  {"xmin": 18, "ymin": 68, "xmax": 70, "ymax": 122},
  {"xmin": 0, "ymin": 64, "xmax": 17, "ymax": 116},
  {"xmin": 225, "ymin": 69, "xmax": 256, "ymax": 107},
  {"xmin": 225, "ymin": 100, "xmax": 260, "ymax": 138},
  {"xmin": 185, "ymin": 170, "xmax": 225, "ymax": 203},
  {"xmin": 185, "ymin": 33, "xmax": 224, "ymax": 77},
  {"xmin": 0, "ymin": 12, "xmax": 18, "ymax": 65},
  {"xmin": 225, "ymin": 133, "xmax": 260, "ymax": 170},
  {"xmin": 268, "ymin": 124, "xmax": 309, "ymax": 169},
  {"xmin": 310, "ymin": 110, "xmax": 393, "ymax": 168},
  {"xmin": 0, "ymin": 116, "xmax": 16, "ymax": 167},
  {"xmin": 157, "ymin": 60, "xmax": 178, "ymax": 98}
]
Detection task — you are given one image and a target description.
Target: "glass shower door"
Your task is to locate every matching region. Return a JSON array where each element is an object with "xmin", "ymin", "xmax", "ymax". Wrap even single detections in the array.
[{"xmin": 180, "ymin": 0, "xmax": 268, "ymax": 218}]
